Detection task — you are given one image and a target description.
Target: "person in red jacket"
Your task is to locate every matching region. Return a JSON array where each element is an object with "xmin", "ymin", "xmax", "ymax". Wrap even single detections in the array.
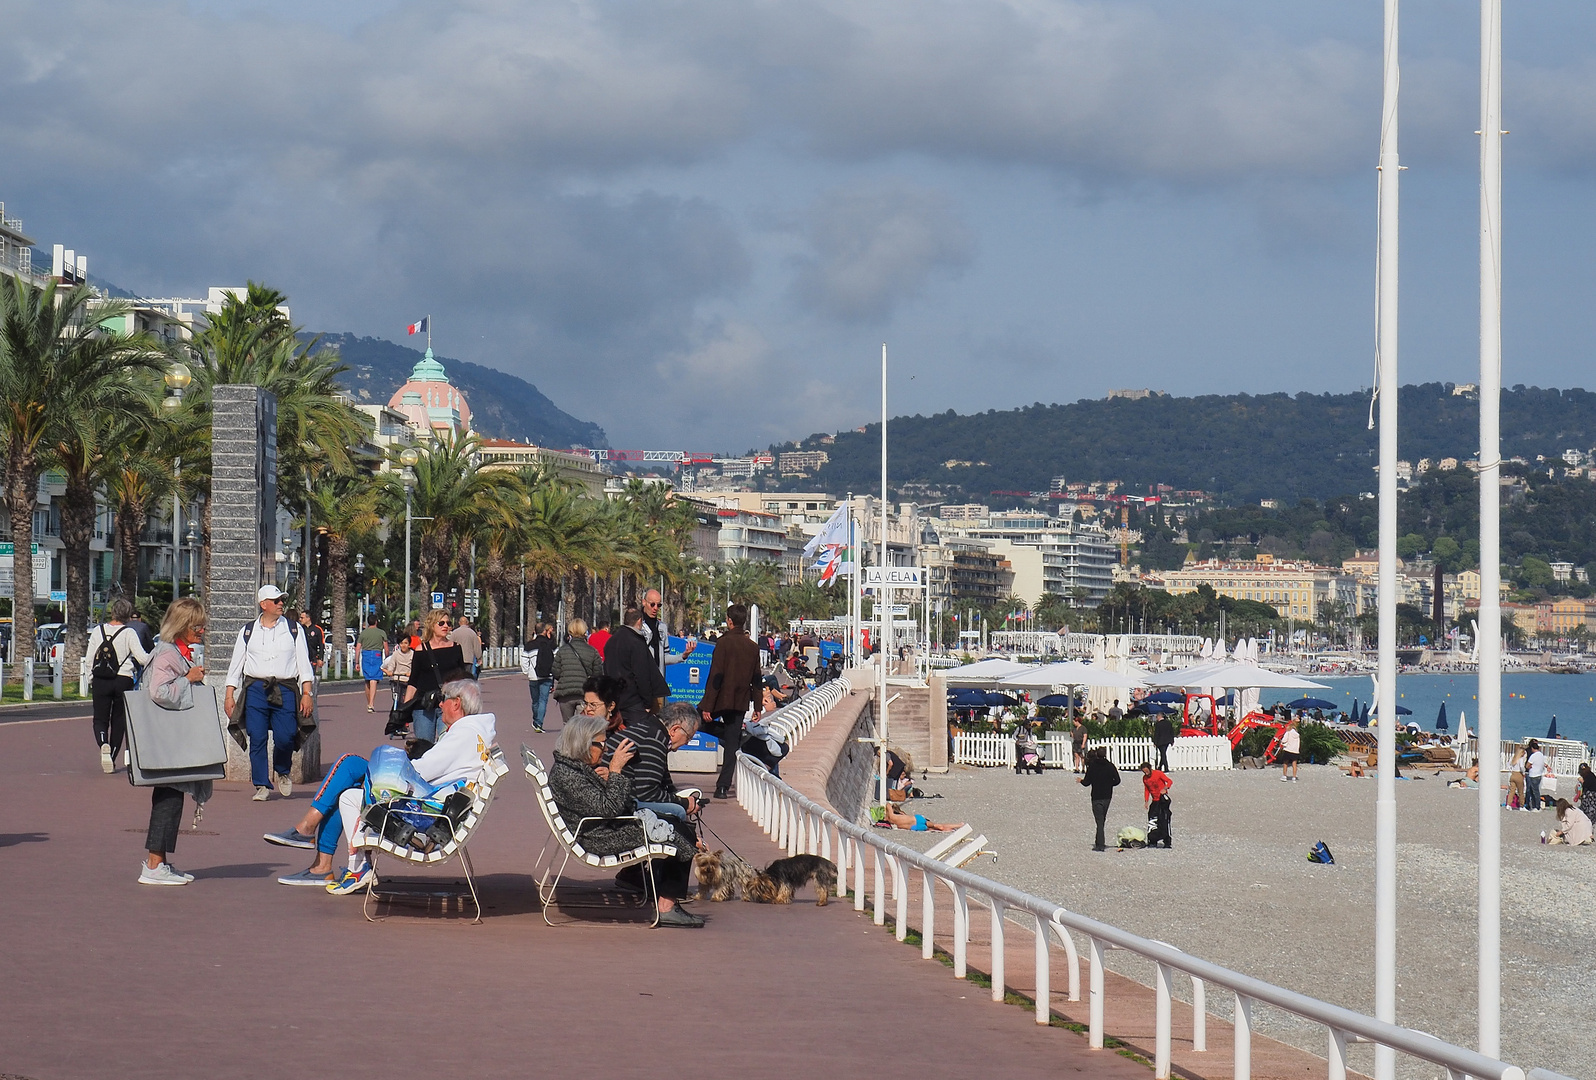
[
  {"xmin": 587, "ymin": 619, "xmax": 611, "ymax": 660},
  {"xmin": 1141, "ymin": 762, "xmax": 1173, "ymax": 849}
]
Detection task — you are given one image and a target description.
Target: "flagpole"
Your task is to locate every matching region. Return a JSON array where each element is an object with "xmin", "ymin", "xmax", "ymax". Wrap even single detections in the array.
[
  {"xmin": 1477, "ymin": 0, "xmax": 1504, "ymax": 1058},
  {"xmin": 878, "ymin": 343, "xmax": 890, "ymax": 806},
  {"xmin": 1373, "ymin": 2, "xmax": 1401, "ymax": 1077},
  {"xmin": 427, "ymin": 315, "xmax": 432, "ymax": 352},
  {"xmin": 847, "ymin": 491, "xmax": 857, "ymax": 663}
]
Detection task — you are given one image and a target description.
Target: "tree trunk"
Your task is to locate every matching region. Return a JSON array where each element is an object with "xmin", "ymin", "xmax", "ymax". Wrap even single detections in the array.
[
  {"xmin": 327, "ymin": 533, "xmax": 348, "ymax": 675},
  {"xmin": 116, "ymin": 496, "xmax": 147, "ymax": 601},
  {"xmin": 59, "ymin": 469, "xmax": 97, "ymax": 678},
  {"xmin": 309, "ymin": 530, "xmax": 330, "ymax": 621},
  {"xmin": 6, "ymin": 450, "xmax": 39, "ymax": 679}
]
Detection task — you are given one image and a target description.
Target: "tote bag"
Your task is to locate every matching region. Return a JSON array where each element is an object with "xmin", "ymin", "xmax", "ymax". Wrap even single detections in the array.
[{"xmin": 125, "ymin": 686, "xmax": 228, "ymax": 786}]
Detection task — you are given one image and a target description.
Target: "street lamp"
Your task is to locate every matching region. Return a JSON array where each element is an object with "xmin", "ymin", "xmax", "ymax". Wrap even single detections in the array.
[
  {"xmin": 354, "ymin": 552, "xmax": 365, "ymax": 621},
  {"xmin": 399, "ymin": 446, "xmax": 419, "ymax": 622},
  {"xmin": 163, "ymin": 360, "xmax": 191, "ymax": 600},
  {"xmin": 382, "ymin": 557, "xmax": 390, "ymax": 613},
  {"xmin": 184, "ymin": 526, "xmax": 197, "ymax": 596}
]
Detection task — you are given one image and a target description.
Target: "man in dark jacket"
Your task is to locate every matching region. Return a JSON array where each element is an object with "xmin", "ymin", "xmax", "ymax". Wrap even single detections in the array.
[
  {"xmin": 1078, "ymin": 747, "xmax": 1121, "ymax": 852},
  {"xmin": 697, "ymin": 604, "xmax": 762, "ymax": 800},
  {"xmin": 1152, "ymin": 712, "xmax": 1175, "ymax": 773},
  {"xmin": 603, "ymin": 607, "xmax": 668, "ymax": 722}
]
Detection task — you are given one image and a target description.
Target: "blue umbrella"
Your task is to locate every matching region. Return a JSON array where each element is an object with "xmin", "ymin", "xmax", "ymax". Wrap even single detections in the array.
[
  {"xmin": 1284, "ymin": 697, "xmax": 1337, "ymax": 711},
  {"xmin": 949, "ymin": 688, "xmax": 989, "ymax": 708},
  {"xmin": 1358, "ymin": 702, "xmax": 1371, "ymax": 726},
  {"xmin": 984, "ymin": 692, "xmax": 1019, "ymax": 707},
  {"xmin": 1143, "ymin": 691, "xmax": 1186, "ymax": 704},
  {"xmin": 1139, "ymin": 702, "xmax": 1177, "ymax": 714},
  {"xmin": 1548, "ymin": 715, "xmax": 1560, "ymax": 740},
  {"xmin": 1037, "ymin": 694, "xmax": 1072, "ymax": 707},
  {"xmin": 1395, "ymin": 705, "xmax": 1412, "ymax": 716},
  {"xmin": 1435, "ymin": 703, "xmax": 1448, "ymax": 731}
]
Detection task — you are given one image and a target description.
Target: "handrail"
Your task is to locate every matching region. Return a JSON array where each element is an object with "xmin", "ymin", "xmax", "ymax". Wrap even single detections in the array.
[{"xmin": 734, "ymin": 690, "xmax": 1542, "ymax": 1080}]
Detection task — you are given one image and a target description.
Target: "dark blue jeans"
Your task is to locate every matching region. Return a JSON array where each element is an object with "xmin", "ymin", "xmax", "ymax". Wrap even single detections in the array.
[
  {"xmin": 245, "ymin": 680, "xmax": 298, "ymax": 787},
  {"xmin": 529, "ymin": 679, "xmax": 552, "ymax": 728}
]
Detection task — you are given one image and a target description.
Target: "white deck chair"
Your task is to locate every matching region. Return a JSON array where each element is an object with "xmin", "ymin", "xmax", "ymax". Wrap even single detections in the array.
[
  {"xmin": 522, "ymin": 745, "xmax": 679, "ymax": 928},
  {"xmin": 351, "ymin": 747, "xmax": 509, "ymax": 924}
]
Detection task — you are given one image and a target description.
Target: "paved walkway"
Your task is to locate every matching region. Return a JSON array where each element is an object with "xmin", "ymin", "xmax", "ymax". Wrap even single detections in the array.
[{"xmin": 1, "ymin": 676, "xmax": 1150, "ymax": 1080}]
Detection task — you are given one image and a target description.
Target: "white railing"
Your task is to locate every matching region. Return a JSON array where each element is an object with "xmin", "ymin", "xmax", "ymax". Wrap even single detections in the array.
[
  {"xmin": 1457, "ymin": 736, "xmax": 1591, "ymax": 776},
  {"xmin": 953, "ymin": 733, "xmax": 1230, "ymax": 771},
  {"xmin": 763, "ymin": 676, "xmax": 854, "ymax": 745},
  {"xmin": 735, "ymin": 728, "xmax": 1567, "ymax": 1080}
]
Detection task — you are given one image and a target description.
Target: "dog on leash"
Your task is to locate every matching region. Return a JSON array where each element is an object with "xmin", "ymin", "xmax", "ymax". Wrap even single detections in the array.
[{"xmin": 692, "ymin": 850, "xmax": 837, "ymax": 906}]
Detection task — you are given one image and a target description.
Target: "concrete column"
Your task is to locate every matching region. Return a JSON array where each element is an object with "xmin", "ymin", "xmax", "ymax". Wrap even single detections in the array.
[{"xmin": 209, "ymin": 386, "xmax": 320, "ymax": 784}]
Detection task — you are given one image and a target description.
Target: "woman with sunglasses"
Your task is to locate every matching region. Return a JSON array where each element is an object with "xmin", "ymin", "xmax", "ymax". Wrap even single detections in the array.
[
  {"xmin": 137, "ymin": 598, "xmax": 213, "ymax": 886},
  {"xmin": 402, "ymin": 609, "xmax": 466, "ymax": 746},
  {"xmin": 547, "ymin": 712, "xmax": 703, "ymax": 928}
]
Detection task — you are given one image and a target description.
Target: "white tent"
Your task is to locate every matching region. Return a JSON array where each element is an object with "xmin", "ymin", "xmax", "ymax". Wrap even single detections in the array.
[
  {"xmin": 998, "ymin": 661, "xmax": 1147, "ymax": 692},
  {"xmin": 941, "ymin": 659, "xmax": 1036, "ymax": 686},
  {"xmin": 1151, "ymin": 661, "xmax": 1328, "ymax": 691}
]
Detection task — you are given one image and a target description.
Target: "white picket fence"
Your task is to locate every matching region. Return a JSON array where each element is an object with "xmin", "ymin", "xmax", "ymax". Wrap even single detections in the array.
[
  {"xmin": 953, "ymin": 733, "xmax": 1231, "ymax": 771},
  {"xmin": 1456, "ymin": 736, "xmax": 1591, "ymax": 776}
]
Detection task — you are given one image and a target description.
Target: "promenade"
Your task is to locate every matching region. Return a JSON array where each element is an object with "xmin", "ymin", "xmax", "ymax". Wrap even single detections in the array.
[{"xmin": 1, "ymin": 675, "xmax": 1148, "ymax": 1080}]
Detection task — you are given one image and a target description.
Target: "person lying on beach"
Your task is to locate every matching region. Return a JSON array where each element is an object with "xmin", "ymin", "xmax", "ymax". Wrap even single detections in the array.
[
  {"xmin": 1547, "ymin": 799, "xmax": 1593, "ymax": 846},
  {"xmin": 880, "ymin": 802, "xmax": 962, "ymax": 832},
  {"xmin": 1447, "ymin": 764, "xmax": 1481, "ymax": 789}
]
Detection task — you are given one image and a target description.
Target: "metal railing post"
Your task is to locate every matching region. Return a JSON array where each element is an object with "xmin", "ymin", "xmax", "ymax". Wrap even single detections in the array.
[
  {"xmin": 1051, "ymin": 922, "xmax": 1081, "ymax": 1002},
  {"xmin": 1033, "ymin": 914, "xmax": 1051, "ymax": 1025},
  {"xmin": 1088, "ymin": 937, "xmax": 1105, "ymax": 1049},
  {"xmin": 890, "ymin": 856, "xmax": 908, "ymax": 940},
  {"xmin": 853, "ymin": 839, "xmax": 867, "ymax": 912},
  {"xmin": 1328, "ymin": 1029, "xmax": 1348, "ymax": 1080},
  {"xmin": 951, "ymin": 882, "xmax": 968, "ymax": 978},
  {"xmin": 1234, "ymin": 994, "xmax": 1253, "ymax": 1080},
  {"xmin": 921, "ymin": 870, "xmax": 935, "ymax": 959},
  {"xmin": 989, "ymin": 900, "xmax": 1006, "ymax": 1002},
  {"xmin": 1155, "ymin": 962, "xmax": 1172, "ymax": 1078},
  {"xmin": 872, "ymin": 848, "xmax": 885, "ymax": 926},
  {"xmin": 1192, "ymin": 977, "xmax": 1207, "ymax": 1052}
]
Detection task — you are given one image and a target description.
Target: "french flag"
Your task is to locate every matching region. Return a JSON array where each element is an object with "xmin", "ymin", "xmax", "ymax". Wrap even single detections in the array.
[{"xmin": 406, "ymin": 316, "xmax": 428, "ymax": 336}]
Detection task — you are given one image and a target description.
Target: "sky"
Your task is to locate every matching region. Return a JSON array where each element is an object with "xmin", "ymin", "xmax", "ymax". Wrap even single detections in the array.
[{"xmin": 4, "ymin": 0, "xmax": 1596, "ymax": 450}]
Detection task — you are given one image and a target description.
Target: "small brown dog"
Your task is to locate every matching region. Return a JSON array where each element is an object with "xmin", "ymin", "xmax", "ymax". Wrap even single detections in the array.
[{"xmin": 692, "ymin": 850, "xmax": 837, "ymax": 906}]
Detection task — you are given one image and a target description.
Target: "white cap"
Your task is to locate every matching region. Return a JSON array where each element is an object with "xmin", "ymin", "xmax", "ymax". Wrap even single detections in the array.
[{"xmin": 257, "ymin": 585, "xmax": 286, "ymax": 602}]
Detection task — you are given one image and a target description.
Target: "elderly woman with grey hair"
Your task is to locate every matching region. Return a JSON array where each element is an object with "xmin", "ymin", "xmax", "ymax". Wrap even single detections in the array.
[
  {"xmin": 265, "ymin": 677, "xmax": 497, "ymax": 894},
  {"xmin": 548, "ymin": 713, "xmax": 702, "ymax": 928}
]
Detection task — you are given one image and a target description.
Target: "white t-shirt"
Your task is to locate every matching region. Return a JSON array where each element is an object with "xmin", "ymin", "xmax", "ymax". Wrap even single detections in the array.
[
  {"xmin": 1527, "ymin": 751, "xmax": 1547, "ymax": 779},
  {"xmin": 414, "ymin": 712, "xmax": 498, "ymax": 788},
  {"xmin": 1281, "ymin": 729, "xmax": 1301, "ymax": 755}
]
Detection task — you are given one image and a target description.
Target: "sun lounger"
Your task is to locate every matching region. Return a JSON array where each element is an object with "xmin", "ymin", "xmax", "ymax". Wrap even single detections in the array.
[
  {"xmin": 521, "ymin": 744, "xmax": 679, "ymax": 927},
  {"xmin": 352, "ymin": 746, "xmax": 509, "ymax": 924}
]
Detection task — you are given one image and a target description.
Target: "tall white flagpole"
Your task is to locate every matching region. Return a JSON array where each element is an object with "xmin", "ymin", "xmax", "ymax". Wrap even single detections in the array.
[
  {"xmin": 1477, "ymin": 0, "xmax": 1504, "ymax": 1058},
  {"xmin": 878, "ymin": 344, "xmax": 890, "ymax": 805},
  {"xmin": 1374, "ymin": 3, "xmax": 1402, "ymax": 1077}
]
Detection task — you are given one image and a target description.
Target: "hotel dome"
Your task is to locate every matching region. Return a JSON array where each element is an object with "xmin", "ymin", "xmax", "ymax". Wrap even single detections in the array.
[{"xmin": 388, "ymin": 347, "xmax": 471, "ymax": 438}]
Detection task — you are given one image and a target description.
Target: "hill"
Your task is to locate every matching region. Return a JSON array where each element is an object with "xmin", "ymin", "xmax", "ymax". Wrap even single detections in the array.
[
  {"xmin": 784, "ymin": 384, "xmax": 1596, "ymax": 505},
  {"xmin": 313, "ymin": 332, "xmax": 608, "ymax": 449}
]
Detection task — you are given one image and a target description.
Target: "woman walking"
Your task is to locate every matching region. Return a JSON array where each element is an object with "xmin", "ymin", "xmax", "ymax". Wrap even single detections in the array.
[
  {"xmin": 86, "ymin": 598, "xmax": 153, "ymax": 773},
  {"xmin": 138, "ymin": 598, "xmax": 213, "ymax": 886},
  {"xmin": 551, "ymin": 618, "xmax": 604, "ymax": 729}
]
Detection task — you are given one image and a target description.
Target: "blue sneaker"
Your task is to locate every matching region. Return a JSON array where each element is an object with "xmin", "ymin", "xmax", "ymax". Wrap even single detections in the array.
[
  {"xmin": 263, "ymin": 828, "xmax": 316, "ymax": 850},
  {"xmin": 277, "ymin": 868, "xmax": 335, "ymax": 887},
  {"xmin": 327, "ymin": 865, "xmax": 374, "ymax": 895}
]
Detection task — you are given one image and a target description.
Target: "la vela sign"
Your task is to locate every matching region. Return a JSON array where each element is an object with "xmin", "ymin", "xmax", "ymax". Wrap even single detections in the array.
[{"xmin": 863, "ymin": 566, "xmax": 923, "ymax": 587}]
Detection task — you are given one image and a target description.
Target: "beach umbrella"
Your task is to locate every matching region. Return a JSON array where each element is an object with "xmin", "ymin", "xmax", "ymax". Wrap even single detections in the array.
[
  {"xmin": 948, "ymin": 688, "xmax": 990, "ymax": 708},
  {"xmin": 1394, "ymin": 705, "xmax": 1412, "ymax": 716},
  {"xmin": 1143, "ymin": 691, "xmax": 1186, "ymax": 704},
  {"xmin": 1037, "ymin": 694, "xmax": 1072, "ymax": 707},
  {"xmin": 1358, "ymin": 702, "xmax": 1371, "ymax": 726},
  {"xmin": 1547, "ymin": 715, "xmax": 1560, "ymax": 740},
  {"xmin": 1284, "ymin": 697, "xmax": 1338, "ymax": 711},
  {"xmin": 1434, "ymin": 703, "xmax": 1448, "ymax": 731},
  {"xmin": 942, "ymin": 659, "xmax": 1035, "ymax": 686},
  {"xmin": 998, "ymin": 661, "xmax": 1147, "ymax": 692},
  {"xmin": 1151, "ymin": 661, "xmax": 1328, "ymax": 691},
  {"xmin": 984, "ymin": 692, "xmax": 1019, "ymax": 707}
]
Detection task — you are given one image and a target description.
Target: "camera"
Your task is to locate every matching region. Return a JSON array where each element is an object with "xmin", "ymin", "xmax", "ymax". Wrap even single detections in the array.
[{"xmin": 416, "ymin": 688, "xmax": 443, "ymax": 711}]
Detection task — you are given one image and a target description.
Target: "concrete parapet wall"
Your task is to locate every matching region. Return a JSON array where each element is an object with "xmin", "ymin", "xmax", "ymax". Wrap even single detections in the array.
[{"xmin": 777, "ymin": 687, "xmax": 873, "ymax": 822}]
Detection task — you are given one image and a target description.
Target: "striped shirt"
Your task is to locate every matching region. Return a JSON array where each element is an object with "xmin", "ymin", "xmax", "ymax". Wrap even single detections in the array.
[{"xmin": 603, "ymin": 712, "xmax": 675, "ymax": 804}]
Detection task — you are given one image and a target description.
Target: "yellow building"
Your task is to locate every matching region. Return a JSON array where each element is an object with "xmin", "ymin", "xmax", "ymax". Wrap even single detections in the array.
[
  {"xmin": 1156, "ymin": 555, "xmax": 1359, "ymax": 621},
  {"xmin": 476, "ymin": 438, "xmax": 605, "ymax": 496}
]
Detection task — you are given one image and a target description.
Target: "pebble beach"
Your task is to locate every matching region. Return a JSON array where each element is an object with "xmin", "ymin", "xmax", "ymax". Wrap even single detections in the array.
[{"xmin": 889, "ymin": 762, "xmax": 1593, "ymax": 1080}]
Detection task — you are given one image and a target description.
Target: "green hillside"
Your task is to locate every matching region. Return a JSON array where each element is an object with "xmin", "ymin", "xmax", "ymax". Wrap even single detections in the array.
[
  {"xmin": 315, "ymin": 332, "xmax": 608, "ymax": 449},
  {"xmin": 787, "ymin": 383, "xmax": 1596, "ymax": 505}
]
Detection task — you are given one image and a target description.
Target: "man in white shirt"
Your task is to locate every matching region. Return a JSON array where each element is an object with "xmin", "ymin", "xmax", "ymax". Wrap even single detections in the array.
[
  {"xmin": 265, "ymin": 678, "xmax": 497, "ymax": 891},
  {"xmin": 1525, "ymin": 739, "xmax": 1548, "ymax": 812},
  {"xmin": 224, "ymin": 585, "xmax": 316, "ymax": 801}
]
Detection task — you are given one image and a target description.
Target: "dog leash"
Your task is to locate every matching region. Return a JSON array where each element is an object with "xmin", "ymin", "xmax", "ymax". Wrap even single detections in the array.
[{"xmin": 692, "ymin": 808, "xmax": 746, "ymax": 864}]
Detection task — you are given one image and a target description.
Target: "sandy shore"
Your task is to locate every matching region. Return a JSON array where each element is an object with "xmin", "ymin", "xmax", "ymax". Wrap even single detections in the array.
[{"xmin": 888, "ymin": 762, "xmax": 1591, "ymax": 1080}]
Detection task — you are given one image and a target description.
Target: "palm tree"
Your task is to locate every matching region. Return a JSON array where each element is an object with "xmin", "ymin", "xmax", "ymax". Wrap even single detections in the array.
[
  {"xmin": 384, "ymin": 434, "xmax": 516, "ymax": 610},
  {"xmin": 0, "ymin": 275, "xmax": 163, "ymax": 677},
  {"xmin": 305, "ymin": 474, "xmax": 382, "ymax": 665}
]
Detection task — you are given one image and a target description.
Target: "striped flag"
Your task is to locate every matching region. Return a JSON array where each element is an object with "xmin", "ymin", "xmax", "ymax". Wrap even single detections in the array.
[{"xmin": 406, "ymin": 316, "xmax": 429, "ymax": 336}]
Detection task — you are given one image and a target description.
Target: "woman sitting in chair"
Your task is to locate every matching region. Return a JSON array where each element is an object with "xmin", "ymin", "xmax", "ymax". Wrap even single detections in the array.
[{"xmin": 547, "ymin": 714, "xmax": 702, "ymax": 929}]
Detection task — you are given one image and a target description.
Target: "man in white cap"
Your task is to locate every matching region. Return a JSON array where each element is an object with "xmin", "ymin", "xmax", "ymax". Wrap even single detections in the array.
[{"xmin": 225, "ymin": 585, "xmax": 316, "ymax": 801}]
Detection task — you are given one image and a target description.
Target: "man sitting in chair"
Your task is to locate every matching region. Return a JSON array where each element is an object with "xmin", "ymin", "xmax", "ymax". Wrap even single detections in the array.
[{"xmin": 265, "ymin": 678, "xmax": 497, "ymax": 893}]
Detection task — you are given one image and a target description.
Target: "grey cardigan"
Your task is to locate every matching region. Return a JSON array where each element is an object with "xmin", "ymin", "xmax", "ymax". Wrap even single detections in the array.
[{"xmin": 547, "ymin": 752, "xmax": 691, "ymax": 862}]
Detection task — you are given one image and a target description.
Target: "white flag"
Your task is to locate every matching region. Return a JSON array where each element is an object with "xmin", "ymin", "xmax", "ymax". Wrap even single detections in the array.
[{"xmin": 801, "ymin": 504, "xmax": 850, "ymax": 561}]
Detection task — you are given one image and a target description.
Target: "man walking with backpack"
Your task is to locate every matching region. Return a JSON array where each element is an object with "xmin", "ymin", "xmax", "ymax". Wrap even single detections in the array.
[
  {"xmin": 225, "ymin": 586, "xmax": 316, "ymax": 801},
  {"xmin": 86, "ymin": 598, "xmax": 153, "ymax": 773}
]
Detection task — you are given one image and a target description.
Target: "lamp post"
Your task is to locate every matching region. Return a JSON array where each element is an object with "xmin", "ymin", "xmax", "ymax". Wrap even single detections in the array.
[
  {"xmin": 162, "ymin": 360, "xmax": 190, "ymax": 603},
  {"xmin": 184, "ymin": 526, "xmax": 197, "ymax": 597},
  {"xmin": 399, "ymin": 447, "xmax": 419, "ymax": 622},
  {"xmin": 354, "ymin": 552, "xmax": 366, "ymax": 624},
  {"xmin": 382, "ymin": 557, "xmax": 390, "ymax": 614}
]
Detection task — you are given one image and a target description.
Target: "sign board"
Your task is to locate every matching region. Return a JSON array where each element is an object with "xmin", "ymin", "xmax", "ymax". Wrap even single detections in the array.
[
  {"xmin": 0, "ymin": 543, "xmax": 40, "ymax": 555},
  {"xmin": 49, "ymin": 589, "xmax": 67, "ymax": 603},
  {"xmin": 430, "ymin": 592, "xmax": 445, "ymax": 610},
  {"xmin": 886, "ymin": 604, "xmax": 911, "ymax": 616},
  {"xmin": 864, "ymin": 566, "xmax": 923, "ymax": 587}
]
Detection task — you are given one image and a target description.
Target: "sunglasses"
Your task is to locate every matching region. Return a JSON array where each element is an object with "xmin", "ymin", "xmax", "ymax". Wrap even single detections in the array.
[{"xmin": 590, "ymin": 738, "xmax": 607, "ymax": 748}]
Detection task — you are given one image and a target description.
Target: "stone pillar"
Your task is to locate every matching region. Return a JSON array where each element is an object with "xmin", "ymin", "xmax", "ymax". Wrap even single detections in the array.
[{"xmin": 209, "ymin": 385, "xmax": 321, "ymax": 784}]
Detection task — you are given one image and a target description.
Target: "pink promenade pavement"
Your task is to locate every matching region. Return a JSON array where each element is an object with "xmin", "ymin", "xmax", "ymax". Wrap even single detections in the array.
[{"xmin": 0, "ymin": 675, "xmax": 1150, "ymax": 1080}]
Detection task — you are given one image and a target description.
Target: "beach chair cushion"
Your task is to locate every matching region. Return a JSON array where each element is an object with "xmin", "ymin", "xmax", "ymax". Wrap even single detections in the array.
[{"xmin": 522, "ymin": 745, "xmax": 677, "ymax": 866}]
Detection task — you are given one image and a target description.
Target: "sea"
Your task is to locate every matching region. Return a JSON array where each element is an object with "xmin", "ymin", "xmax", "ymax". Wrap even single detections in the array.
[{"xmin": 1256, "ymin": 673, "xmax": 1596, "ymax": 747}]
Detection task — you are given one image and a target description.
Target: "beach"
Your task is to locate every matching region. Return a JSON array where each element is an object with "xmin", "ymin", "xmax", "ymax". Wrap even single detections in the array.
[{"xmin": 890, "ymin": 762, "xmax": 1593, "ymax": 1080}]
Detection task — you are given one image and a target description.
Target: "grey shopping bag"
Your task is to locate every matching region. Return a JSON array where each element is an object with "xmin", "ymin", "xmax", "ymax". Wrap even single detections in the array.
[{"xmin": 124, "ymin": 687, "xmax": 228, "ymax": 786}]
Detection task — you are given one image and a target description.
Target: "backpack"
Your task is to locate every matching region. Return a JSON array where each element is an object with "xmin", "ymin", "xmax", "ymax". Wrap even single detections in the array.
[
  {"xmin": 92, "ymin": 625, "xmax": 129, "ymax": 681},
  {"xmin": 241, "ymin": 619, "xmax": 299, "ymax": 647},
  {"xmin": 1308, "ymin": 840, "xmax": 1336, "ymax": 865}
]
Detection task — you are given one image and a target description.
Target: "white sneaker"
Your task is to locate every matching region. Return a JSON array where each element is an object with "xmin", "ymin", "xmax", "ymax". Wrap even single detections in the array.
[
  {"xmin": 139, "ymin": 861, "xmax": 189, "ymax": 886},
  {"xmin": 100, "ymin": 744, "xmax": 114, "ymax": 772},
  {"xmin": 253, "ymin": 786, "xmax": 271, "ymax": 802},
  {"xmin": 164, "ymin": 863, "xmax": 196, "ymax": 882},
  {"xmin": 276, "ymin": 774, "xmax": 292, "ymax": 798},
  {"xmin": 1280, "ymin": 775, "xmax": 1291, "ymax": 782}
]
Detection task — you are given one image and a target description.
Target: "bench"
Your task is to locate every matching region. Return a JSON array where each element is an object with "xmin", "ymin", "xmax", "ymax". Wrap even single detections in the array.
[
  {"xmin": 521, "ymin": 744, "xmax": 679, "ymax": 928},
  {"xmin": 351, "ymin": 746, "xmax": 509, "ymax": 923}
]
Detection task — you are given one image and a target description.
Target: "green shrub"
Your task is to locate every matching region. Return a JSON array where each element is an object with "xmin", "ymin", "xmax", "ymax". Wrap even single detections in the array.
[{"xmin": 1297, "ymin": 721, "xmax": 1348, "ymax": 764}]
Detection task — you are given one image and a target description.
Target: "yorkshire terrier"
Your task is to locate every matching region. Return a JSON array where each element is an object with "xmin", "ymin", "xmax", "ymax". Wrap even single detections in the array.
[{"xmin": 692, "ymin": 850, "xmax": 837, "ymax": 906}]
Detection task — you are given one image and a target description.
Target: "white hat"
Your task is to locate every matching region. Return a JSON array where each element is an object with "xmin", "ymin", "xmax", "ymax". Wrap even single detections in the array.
[{"xmin": 257, "ymin": 584, "xmax": 286, "ymax": 602}]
